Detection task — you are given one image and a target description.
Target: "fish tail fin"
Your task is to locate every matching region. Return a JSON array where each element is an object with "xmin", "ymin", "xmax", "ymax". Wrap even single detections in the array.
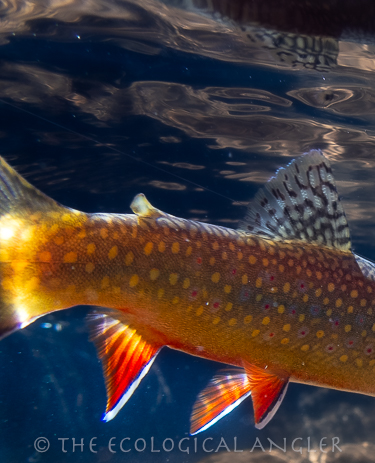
[{"xmin": 0, "ymin": 156, "xmax": 68, "ymax": 338}]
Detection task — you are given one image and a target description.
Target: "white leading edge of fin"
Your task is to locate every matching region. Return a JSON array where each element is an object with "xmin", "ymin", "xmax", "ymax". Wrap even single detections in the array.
[
  {"xmin": 103, "ymin": 355, "xmax": 157, "ymax": 422},
  {"xmin": 191, "ymin": 391, "xmax": 252, "ymax": 436},
  {"xmin": 255, "ymin": 381, "xmax": 289, "ymax": 430}
]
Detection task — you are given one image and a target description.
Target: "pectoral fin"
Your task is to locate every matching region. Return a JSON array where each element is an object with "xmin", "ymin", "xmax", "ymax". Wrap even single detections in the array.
[
  {"xmin": 190, "ymin": 364, "xmax": 289, "ymax": 434},
  {"xmin": 88, "ymin": 313, "xmax": 161, "ymax": 421}
]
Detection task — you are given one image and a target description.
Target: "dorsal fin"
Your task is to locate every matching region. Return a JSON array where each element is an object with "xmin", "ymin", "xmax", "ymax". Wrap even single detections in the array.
[
  {"xmin": 239, "ymin": 150, "xmax": 351, "ymax": 252},
  {"xmin": 130, "ymin": 193, "xmax": 165, "ymax": 219}
]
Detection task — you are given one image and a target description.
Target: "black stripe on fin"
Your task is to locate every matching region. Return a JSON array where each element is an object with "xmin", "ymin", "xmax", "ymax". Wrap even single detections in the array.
[{"xmin": 239, "ymin": 150, "xmax": 351, "ymax": 252}]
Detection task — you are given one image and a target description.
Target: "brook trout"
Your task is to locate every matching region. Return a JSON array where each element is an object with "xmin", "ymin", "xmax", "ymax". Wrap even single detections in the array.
[{"xmin": 0, "ymin": 150, "xmax": 374, "ymax": 433}]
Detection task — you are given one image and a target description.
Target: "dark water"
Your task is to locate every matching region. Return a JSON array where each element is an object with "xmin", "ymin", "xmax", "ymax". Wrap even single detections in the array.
[{"xmin": 2, "ymin": 1, "xmax": 375, "ymax": 462}]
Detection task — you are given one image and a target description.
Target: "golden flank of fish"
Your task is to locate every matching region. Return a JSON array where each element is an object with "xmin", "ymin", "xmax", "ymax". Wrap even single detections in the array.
[{"xmin": 1, "ymin": 150, "xmax": 375, "ymax": 432}]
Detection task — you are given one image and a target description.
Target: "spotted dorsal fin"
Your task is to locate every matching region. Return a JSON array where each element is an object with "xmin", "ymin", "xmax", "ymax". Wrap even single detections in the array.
[{"xmin": 239, "ymin": 150, "xmax": 351, "ymax": 252}]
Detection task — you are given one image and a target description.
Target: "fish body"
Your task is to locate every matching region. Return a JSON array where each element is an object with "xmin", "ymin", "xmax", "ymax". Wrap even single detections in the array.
[{"xmin": 0, "ymin": 150, "xmax": 374, "ymax": 431}]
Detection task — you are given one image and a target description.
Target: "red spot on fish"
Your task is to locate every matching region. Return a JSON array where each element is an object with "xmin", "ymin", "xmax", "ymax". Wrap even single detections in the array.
[
  {"xmin": 270, "ymin": 275, "xmax": 275, "ymax": 282},
  {"xmin": 191, "ymin": 290, "xmax": 198, "ymax": 298},
  {"xmin": 325, "ymin": 344, "xmax": 336, "ymax": 353},
  {"xmin": 269, "ymin": 332, "xmax": 274, "ymax": 338},
  {"xmin": 356, "ymin": 314, "xmax": 366, "ymax": 326},
  {"xmin": 213, "ymin": 302, "xmax": 220, "ymax": 309},
  {"xmin": 346, "ymin": 338, "xmax": 356, "ymax": 348},
  {"xmin": 231, "ymin": 268, "xmax": 237, "ymax": 275},
  {"xmin": 196, "ymin": 257, "xmax": 202, "ymax": 264},
  {"xmin": 310, "ymin": 306, "xmax": 321, "ymax": 316},
  {"xmin": 264, "ymin": 304, "xmax": 270, "ymax": 310},
  {"xmin": 365, "ymin": 345, "xmax": 374, "ymax": 355},
  {"xmin": 298, "ymin": 327, "xmax": 308, "ymax": 338}
]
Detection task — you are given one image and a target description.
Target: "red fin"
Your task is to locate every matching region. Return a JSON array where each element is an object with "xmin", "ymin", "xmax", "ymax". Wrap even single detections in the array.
[
  {"xmin": 190, "ymin": 365, "xmax": 289, "ymax": 434},
  {"xmin": 88, "ymin": 313, "xmax": 160, "ymax": 421},
  {"xmin": 190, "ymin": 370, "xmax": 251, "ymax": 435},
  {"xmin": 245, "ymin": 363, "xmax": 289, "ymax": 429}
]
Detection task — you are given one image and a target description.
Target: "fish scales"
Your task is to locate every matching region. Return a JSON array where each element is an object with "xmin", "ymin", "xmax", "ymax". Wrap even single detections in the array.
[
  {"xmin": 1, "ymin": 150, "xmax": 375, "ymax": 431},
  {"xmin": 4, "ymin": 207, "xmax": 375, "ymax": 390}
]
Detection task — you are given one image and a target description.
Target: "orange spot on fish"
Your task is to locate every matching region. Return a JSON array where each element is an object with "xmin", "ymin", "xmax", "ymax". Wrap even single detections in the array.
[
  {"xmin": 54, "ymin": 236, "xmax": 64, "ymax": 245},
  {"xmin": 85, "ymin": 263, "xmax": 95, "ymax": 273},
  {"xmin": 125, "ymin": 251, "xmax": 134, "ymax": 266},
  {"xmin": 39, "ymin": 251, "xmax": 52, "ymax": 262},
  {"xmin": 144, "ymin": 242, "xmax": 153, "ymax": 256},
  {"xmin": 129, "ymin": 275, "xmax": 139, "ymax": 287},
  {"xmin": 64, "ymin": 252, "xmax": 77, "ymax": 263},
  {"xmin": 87, "ymin": 243, "xmax": 95, "ymax": 255},
  {"xmin": 249, "ymin": 255, "xmax": 256, "ymax": 265},
  {"xmin": 108, "ymin": 246, "xmax": 118, "ymax": 260},
  {"xmin": 278, "ymin": 305, "xmax": 285, "ymax": 314},
  {"xmin": 244, "ymin": 315, "xmax": 252, "ymax": 324},
  {"xmin": 224, "ymin": 285, "xmax": 231, "ymax": 294},
  {"xmin": 150, "ymin": 269, "xmax": 160, "ymax": 281},
  {"xmin": 327, "ymin": 283, "xmax": 335, "ymax": 293}
]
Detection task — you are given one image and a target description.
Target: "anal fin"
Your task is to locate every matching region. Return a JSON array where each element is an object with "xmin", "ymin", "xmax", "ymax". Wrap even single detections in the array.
[
  {"xmin": 88, "ymin": 313, "xmax": 161, "ymax": 421},
  {"xmin": 190, "ymin": 364, "xmax": 289, "ymax": 434}
]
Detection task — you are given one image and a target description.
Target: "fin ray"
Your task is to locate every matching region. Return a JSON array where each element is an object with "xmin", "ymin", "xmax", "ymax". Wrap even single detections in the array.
[
  {"xmin": 190, "ymin": 370, "xmax": 251, "ymax": 435},
  {"xmin": 244, "ymin": 363, "xmax": 289, "ymax": 429},
  {"xmin": 0, "ymin": 157, "xmax": 68, "ymax": 339},
  {"xmin": 239, "ymin": 150, "xmax": 351, "ymax": 252},
  {"xmin": 190, "ymin": 364, "xmax": 289, "ymax": 433},
  {"xmin": 88, "ymin": 313, "xmax": 161, "ymax": 421}
]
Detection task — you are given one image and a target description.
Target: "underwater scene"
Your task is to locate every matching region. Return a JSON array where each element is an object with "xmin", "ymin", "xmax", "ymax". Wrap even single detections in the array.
[{"xmin": 2, "ymin": 0, "xmax": 375, "ymax": 462}]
